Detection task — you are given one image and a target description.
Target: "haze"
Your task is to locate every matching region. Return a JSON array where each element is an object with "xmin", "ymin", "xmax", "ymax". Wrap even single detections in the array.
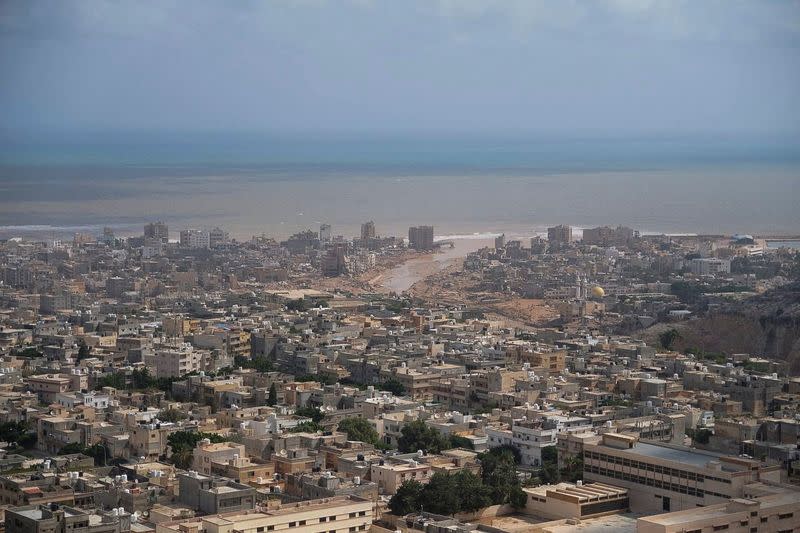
[{"xmin": 1, "ymin": 0, "xmax": 799, "ymax": 137}]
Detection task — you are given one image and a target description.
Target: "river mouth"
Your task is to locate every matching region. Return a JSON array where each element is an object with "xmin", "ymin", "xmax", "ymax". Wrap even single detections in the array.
[{"xmin": 380, "ymin": 238, "xmax": 494, "ymax": 293}]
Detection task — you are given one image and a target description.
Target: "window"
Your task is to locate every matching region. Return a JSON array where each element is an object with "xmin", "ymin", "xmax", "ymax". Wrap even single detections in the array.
[
  {"xmin": 349, "ymin": 513, "xmax": 356, "ymax": 518},
  {"xmin": 299, "ymin": 521, "xmax": 306, "ymax": 526},
  {"xmin": 289, "ymin": 522, "xmax": 296, "ymax": 528},
  {"xmin": 712, "ymin": 525, "xmax": 729, "ymax": 531},
  {"xmin": 778, "ymin": 513, "xmax": 793, "ymax": 520},
  {"xmin": 257, "ymin": 528, "xmax": 264, "ymax": 532},
  {"xmin": 349, "ymin": 528, "xmax": 356, "ymax": 532},
  {"xmin": 329, "ymin": 516, "xmax": 337, "ymax": 521},
  {"xmin": 358, "ymin": 511, "xmax": 366, "ymax": 517},
  {"xmin": 319, "ymin": 517, "xmax": 327, "ymax": 523},
  {"xmin": 267, "ymin": 527, "xmax": 274, "ymax": 531}
]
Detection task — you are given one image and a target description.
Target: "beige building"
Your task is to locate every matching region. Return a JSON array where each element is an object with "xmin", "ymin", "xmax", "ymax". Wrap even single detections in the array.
[
  {"xmin": 523, "ymin": 482, "xmax": 628, "ymax": 520},
  {"xmin": 155, "ymin": 495, "xmax": 373, "ymax": 533},
  {"xmin": 583, "ymin": 433, "xmax": 782, "ymax": 514},
  {"xmin": 370, "ymin": 458, "xmax": 432, "ymax": 495},
  {"xmin": 637, "ymin": 491, "xmax": 800, "ymax": 533},
  {"xmin": 193, "ymin": 440, "xmax": 247, "ymax": 476}
]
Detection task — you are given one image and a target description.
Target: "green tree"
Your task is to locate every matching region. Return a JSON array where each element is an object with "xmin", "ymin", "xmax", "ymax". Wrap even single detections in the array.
[
  {"xmin": 76, "ymin": 341, "xmax": 91, "ymax": 361},
  {"xmin": 453, "ymin": 470, "xmax": 492, "ymax": 513},
  {"xmin": 0, "ymin": 421, "xmax": 37, "ymax": 449},
  {"xmin": 289, "ymin": 421, "xmax": 323, "ymax": 433},
  {"xmin": 479, "ymin": 448, "xmax": 520, "ymax": 505},
  {"xmin": 158, "ymin": 408, "xmax": 188, "ymax": 423},
  {"xmin": 235, "ymin": 355, "xmax": 274, "ymax": 373},
  {"xmin": 58, "ymin": 442, "xmax": 87, "ymax": 455},
  {"xmin": 659, "ymin": 328, "xmax": 681, "ymax": 350},
  {"xmin": 295, "ymin": 406, "xmax": 325, "ymax": 424},
  {"xmin": 166, "ymin": 431, "xmax": 227, "ymax": 468},
  {"xmin": 398, "ymin": 420, "xmax": 450, "ymax": 454},
  {"xmin": 379, "ymin": 378, "xmax": 406, "ymax": 396},
  {"xmin": 509, "ymin": 486, "xmax": 528, "ymax": 509},
  {"xmin": 338, "ymin": 417, "xmax": 380, "ymax": 445},
  {"xmin": 389, "ymin": 479, "xmax": 423, "ymax": 516},
  {"xmin": 267, "ymin": 383, "xmax": 278, "ymax": 406},
  {"xmin": 449, "ymin": 434, "xmax": 474, "ymax": 450},
  {"xmin": 421, "ymin": 472, "xmax": 461, "ymax": 515}
]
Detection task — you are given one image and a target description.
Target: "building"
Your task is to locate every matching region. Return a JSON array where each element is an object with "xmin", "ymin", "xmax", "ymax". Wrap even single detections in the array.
[
  {"xmin": 523, "ymin": 482, "xmax": 629, "ymax": 520},
  {"xmin": 154, "ymin": 344, "xmax": 205, "ymax": 378},
  {"xmin": 360, "ymin": 221, "xmax": 376, "ymax": 242},
  {"xmin": 637, "ymin": 491, "xmax": 800, "ymax": 533},
  {"xmin": 547, "ymin": 225, "xmax": 572, "ymax": 246},
  {"xmin": 582, "ymin": 225, "xmax": 636, "ymax": 246},
  {"xmin": 145, "ymin": 221, "xmax": 169, "ymax": 243},
  {"xmin": 6, "ymin": 505, "xmax": 131, "ymax": 533},
  {"xmin": 408, "ymin": 226, "xmax": 434, "ymax": 251},
  {"xmin": 177, "ymin": 472, "xmax": 256, "ymax": 515},
  {"xmin": 156, "ymin": 495, "xmax": 373, "ymax": 533},
  {"xmin": 583, "ymin": 433, "xmax": 782, "ymax": 513},
  {"xmin": 486, "ymin": 422, "xmax": 557, "ymax": 467},
  {"xmin": 209, "ymin": 227, "xmax": 230, "ymax": 248},
  {"xmin": 319, "ymin": 223, "xmax": 332, "ymax": 243},
  {"xmin": 179, "ymin": 229, "xmax": 211, "ymax": 249},
  {"xmin": 370, "ymin": 457, "xmax": 432, "ymax": 495},
  {"xmin": 690, "ymin": 258, "xmax": 732, "ymax": 276},
  {"xmin": 193, "ymin": 440, "xmax": 247, "ymax": 475}
]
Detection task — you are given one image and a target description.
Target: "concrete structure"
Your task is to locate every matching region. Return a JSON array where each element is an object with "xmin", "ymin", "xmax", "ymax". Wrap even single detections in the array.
[
  {"xmin": 547, "ymin": 225, "xmax": 572, "ymax": 246},
  {"xmin": 144, "ymin": 221, "xmax": 169, "ymax": 243},
  {"xmin": 690, "ymin": 258, "xmax": 731, "ymax": 276},
  {"xmin": 179, "ymin": 229, "xmax": 211, "ymax": 249},
  {"xmin": 408, "ymin": 226, "xmax": 434, "ymax": 251},
  {"xmin": 523, "ymin": 481, "xmax": 629, "ymax": 520},
  {"xmin": 637, "ymin": 491, "xmax": 800, "ymax": 533},
  {"xmin": 583, "ymin": 433, "xmax": 782, "ymax": 514},
  {"xmin": 177, "ymin": 472, "xmax": 255, "ymax": 515}
]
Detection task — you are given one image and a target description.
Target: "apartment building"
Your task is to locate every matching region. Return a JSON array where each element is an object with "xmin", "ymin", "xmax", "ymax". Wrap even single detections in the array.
[
  {"xmin": 583, "ymin": 433, "xmax": 782, "ymax": 514},
  {"xmin": 6, "ymin": 505, "xmax": 131, "ymax": 533},
  {"xmin": 486, "ymin": 422, "xmax": 557, "ymax": 467},
  {"xmin": 155, "ymin": 495, "xmax": 373, "ymax": 533}
]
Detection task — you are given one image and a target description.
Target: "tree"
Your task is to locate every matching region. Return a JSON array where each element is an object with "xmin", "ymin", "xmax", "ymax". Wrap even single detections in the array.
[
  {"xmin": 289, "ymin": 421, "xmax": 323, "ymax": 433},
  {"xmin": 453, "ymin": 470, "xmax": 492, "ymax": 513},
  {"xmin": 540, "ymin": 446, "xmax": 560, "ymax": 484},
  {"xmin": 338, "ymin": 417, "xmax": 380, "ymax": 445},
  {"xmin": 398, "ymin": 420, "xmax": 450, "ymax": 454},
  {"xmin": 0, "ymin": 421, "xmax": 37, "ymax": 450},
  {"xmin": 479, "ymin": 448, "xmax": 520, "ymax": 505},
  {"xmin": 420, "ymin": 472, "xmax": 461, "ymax": 515},
  {"xmin": 76, "ymin": 341, "xmax": 91, "ymax": 361},
  {"xmin": 267, "ymin": 383, "xmax": 278, "ymax": 406},
  {"xmin": 449, "ymin": 434, "xmax": 474, "ymax": 450},
  {"xmin": 389, "ymin": 479, "xmax": 423, "ymax": 516},
  {"xmin": 659, "ymin": 328, "xmax": 681, "ymax": 351},
  {"xmin": 509, "ymin": 486, "xmax": 528, "ymax": 509},
  {"xmin": 167, "ymin": 431, "xmax": 227, "ymax": 468},
  {"xmin": 58, "ymin": 442, "xmax": 87, "ymax": 455},
  {"xmin": 295, "ymin": 406, "xmax": 325, "ymax": 424},
  {"xmin": 379, "ymin": 378, "xmax": 406, "ymax": 396},
  {"xmin": 158, "ymin": 408, "xmax": 188, "ymax": 423}
]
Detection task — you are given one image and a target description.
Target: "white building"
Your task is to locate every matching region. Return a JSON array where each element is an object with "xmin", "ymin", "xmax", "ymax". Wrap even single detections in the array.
[
  {"xmin": 179, "ymin": 229, "xmax": 211, "ymax": 249},
  {"xmin": 486, "ymin": 422, "xmax": 558, "ymax": 467},
  {"xmin": 153, "ymin": 344, "xmax": 205, "ymax": 378},
  {"xmin": 690, "ymin": 258, "xmax": 731, "ymax": 276}
]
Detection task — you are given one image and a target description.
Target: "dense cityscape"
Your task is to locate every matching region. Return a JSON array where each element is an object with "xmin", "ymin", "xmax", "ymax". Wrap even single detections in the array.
[{"xmin": 0, "ymin": 221, "xmax": 798, "ymax": 533}]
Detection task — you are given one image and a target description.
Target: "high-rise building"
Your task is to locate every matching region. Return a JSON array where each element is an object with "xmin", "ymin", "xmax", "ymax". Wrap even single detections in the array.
[
  {"xmin": 408, "ymin": 225, "xmax": 434, "ymax": 251},
  {"xmin": 495, "ymin": 233, "xmax": 506, "ymax": 249},
  {"xmin": 319, "ymin": 223, "xmax": 332, "ymax": 242},
  {"xmin": 179, "ymin": 229, "xmax": 210, "ymax": 249},
  {"xmin": 547, "ymin": 225, "xmax": 572, "ymax": 246},
  {"xmin": 144, "ymin": 221, "xmax": 169, "ymax": 243},
  {"xmin": 360, "ymin": 221, "xmax": 376, "ymax": 242},
  {"xmin": 209, "ymin": 227, "xmax": 229, "ymax": 248},
  {"xmin": 582, "ymin": 225, "xmax": 636, "ymax": 246}
]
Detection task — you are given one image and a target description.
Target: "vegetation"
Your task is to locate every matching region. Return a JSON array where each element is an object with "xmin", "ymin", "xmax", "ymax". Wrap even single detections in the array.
[
  {"xmin": 94, "ymin": 367, "xmax": 178, "ymax": 392},
  {"xmin": 267, "ymin": 383, "xmax": 278, "ymax": 406},
  {"xmin": 478, "ymin": 447, "xmax": 521, "ymax": 505},
  {"xmin": 158, "ymin": 407, "xmax": 188, "ymax": 423},
  {"xmin": 57, "ymin": 443, "xmax": 108, "ymax": 465},
  {"xmin": 0, "ymin": 421, "xmax": 37, "ymax": 450},
  {"xmin": 389, "ymin": 470, "xmax": 492, "ymax": 517},
  {"xmin": 693, "ymin": 428, "xmax": 713, "ymax": 445},
  {"xmin": 671, "ymin": 281, "xmax": 704, "ymax": 304},
  {"xmin": 684, "ymin": 347, "xmax": 727, "ymax": 365},
  {"xmin": 234, "ymin": 354, "xmax": 274, "ymax": 373},
  {"xmin": 167, "ymin": 430, "xmax": 227, "ymax": 469},
  {"xmin": 389, "ymin": 479, "xmax": 423, "ymax": 516},
  {"xmin": 295, "ymin": 406, "xmax": 325, "ymax": 424},
  {"xmin": 659, "ymin": 328, "xmax": 681, "ymax": 350},
  {"xmin": 448, "ymin": 434, "xmax": 474, "ymax": 450},
  {"xmin": 76, "ymin": 341, "xmax": 91, "ymax": 361},
  {"xmin": 288, "ymin": 421, "xmax": 323, "ymax": 433},
  {"xmin": 285, "ymin": 298, "xmax": 328, "ymax": 311},
  {"xmin": 13, "ymin": 347, "xmax": 43, "ymax": 358},
  {"xmin": 378, "ymin": 378, "xmax": 406, "ymax": 396},
  {"xmin": 338, "ymin": 417, "xmax": 380, "ymax": 445},
  {"xmin": 295, "ymin": 374, "xmax": 337, "ymax": 385},
  {"xmin": 397, "ymin": 420, "xmax": 450, "ymax": 454}
]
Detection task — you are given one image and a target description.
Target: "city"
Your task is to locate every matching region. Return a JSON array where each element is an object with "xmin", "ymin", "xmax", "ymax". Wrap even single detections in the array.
[{"xmin": 0, "ymin": 221, "xmax": 798, "ymax": 533}]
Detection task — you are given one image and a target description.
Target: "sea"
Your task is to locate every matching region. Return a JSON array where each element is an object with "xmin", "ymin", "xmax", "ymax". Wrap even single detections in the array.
[{"xmin": 0, "ymin": 132, "xmax": 798, "ymax": 241}]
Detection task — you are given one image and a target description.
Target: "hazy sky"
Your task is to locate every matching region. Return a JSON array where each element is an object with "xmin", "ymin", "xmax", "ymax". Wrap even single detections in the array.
[{"xmin": 1, "ymin": 0, "xmax": 799, "ymax": 136}]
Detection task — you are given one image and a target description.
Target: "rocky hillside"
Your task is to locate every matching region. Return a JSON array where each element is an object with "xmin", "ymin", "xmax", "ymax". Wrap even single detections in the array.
[{"xmin": 645, "ymin": 282, "xmax": 800, "ymax": 374}]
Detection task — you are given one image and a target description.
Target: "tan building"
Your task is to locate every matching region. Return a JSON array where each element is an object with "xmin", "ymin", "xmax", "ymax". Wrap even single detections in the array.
[
  {"xmin": 209, "ymin": 455, "xmax": 274, "ymax": 484},
  {"xmin": 523, "ymin": 482, "xmax": 628, "ymax": 520},
  {"xmin": 193, "ymin": 440, "xmax": 247, "ymax": 476},
  {"xmin": 27, "ymin": 374, "xmax": 76, "ymax": 403},
  {"xmin": 155, "ymin": 495, "xmax": 373, "ymax": 533},
  {"xmin": 583, "ymin": 433, "xmax": 782, "ymax": 514},
  {"xmin": 637, "ymin": 491, "xmax": 800, "ymax": 533},
  {"xmin": 370, "ymin": 458, "xmax": 432, "ymax": 495}
]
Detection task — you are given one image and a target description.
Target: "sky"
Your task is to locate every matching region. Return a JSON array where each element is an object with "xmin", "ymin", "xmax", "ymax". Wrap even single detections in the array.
[{"xmin": 1, "ymin": 0, "xmax": 799, "ymax": 137}]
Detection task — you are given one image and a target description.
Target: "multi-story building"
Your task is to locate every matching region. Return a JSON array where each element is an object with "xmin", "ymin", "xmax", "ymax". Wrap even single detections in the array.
[
  {"xmin": 486, "ymin": 422, "xmax": 557, "ymax": 467},
  {"xmin": 408, "ymin": 226, "xmax": 434, "ymax": 251},
  {"xmin": 360, "ymin": 221, "xmax": 376, "ymax": 242},
  {"xmin": 177, "ymin": 472, "xmax": 255, "ymax": 515},
  {"xmin": 583, "ymin": 433, "xmax": 782, "ymax": 514},
  {"xmin": 155, "ymin": 495, "xmax": 373, "ymax": 533},
  {"xmin": 179, "ymin": 229, "xmax": 211, "ymax": 249},
  {"xmin": 6, "ymin": 505, "xmax": 131, "ymax": 533},
  {"xmin": 547, "ymin": 225, "xmax": 572, "ymax": 246},
  {"xmin": 690, "ymin": 258, "xmax": 731, "ymax": 276},
  {"xmin": 153, "ymin": 344, "xmax": 205, "ymax": 378},
  {"xmin": 193, "ymin": 441, "xmax": 247, "ymax": 476},
  {"xmin": 144, "ymin": 221, "xmax": 169, "ymax": 243},
  {"xmin": 370, "ymin": 457, "xmax": 432, "ymax": 495}
]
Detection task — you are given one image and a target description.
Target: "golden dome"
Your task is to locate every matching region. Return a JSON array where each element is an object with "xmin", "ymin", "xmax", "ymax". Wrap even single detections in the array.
[{"xmin": 591, "ymin": 286, "xmax": 605, "ymax": 298}]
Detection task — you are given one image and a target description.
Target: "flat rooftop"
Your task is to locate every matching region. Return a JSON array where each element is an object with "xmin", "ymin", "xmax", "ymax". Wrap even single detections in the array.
[{"xmin": 623, "ymin": 442, "xmax": 722, "ymax": 468}]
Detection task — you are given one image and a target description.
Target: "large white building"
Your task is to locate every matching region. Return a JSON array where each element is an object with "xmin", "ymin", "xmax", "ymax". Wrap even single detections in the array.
[
  {"xmin": 690, "ymin": 258, "xmax": 731, "ymax": 276},
  {"xmin": 486, "ymin": 421, "xmax": 557, "ymax": 467},
  {"xmin": 180, "ymin": 229, "xmax": 211, "ymax": 249}
]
